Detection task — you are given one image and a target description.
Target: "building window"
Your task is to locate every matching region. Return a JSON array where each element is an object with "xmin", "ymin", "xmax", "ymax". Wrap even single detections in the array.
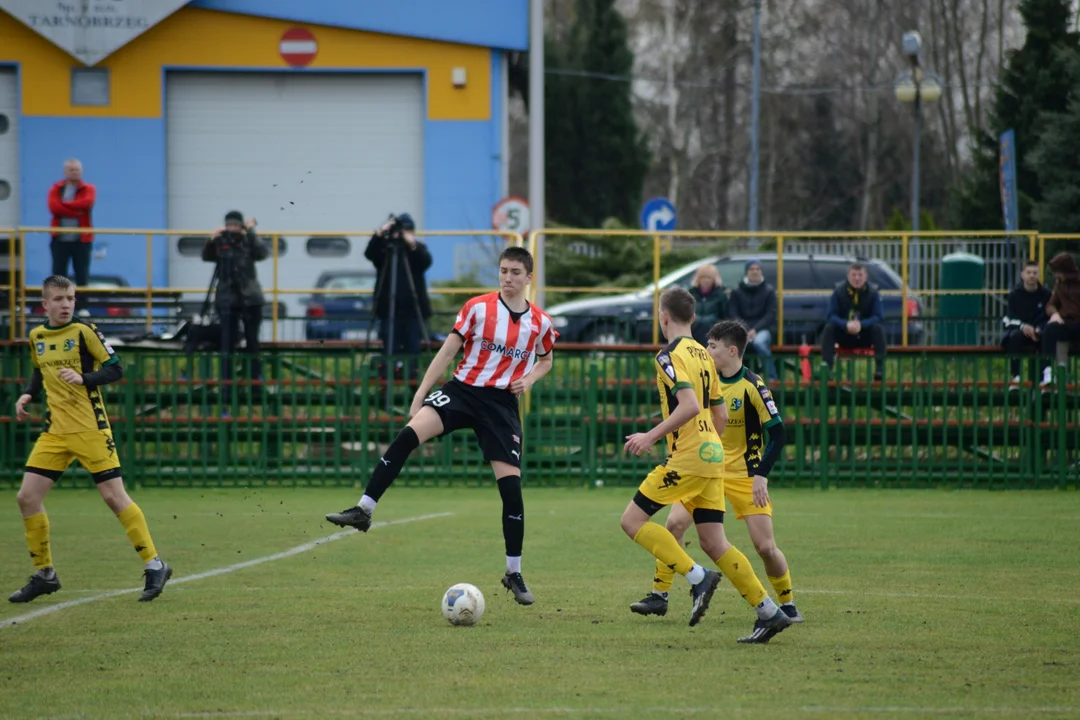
[
  {"xmin": 71, "ymin": 68, "xmax": 110, "ymax": 107},
  {"xmin": 306, "ymin": 236, "xmax": 350, "ymax": 258},
  {"xmin": 0, "ymin": 114, "xmax": 9, "ymax": 134},
  {"xmin": 262, "ymin": 236, "xmax": 288, "ymax": 257},
  {"xmin": 177, "ymin": 236, "xmax": 210, "ymax": 257}
]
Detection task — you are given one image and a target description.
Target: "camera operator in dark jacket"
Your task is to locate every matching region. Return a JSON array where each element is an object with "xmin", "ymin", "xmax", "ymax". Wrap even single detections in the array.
[
  {"xmin": 821, "ymin": 262, "xmax": 887, "ymax": 380},
  {"xmin": 365, "ymin": 213, "xmax": 432, "ymax": 360},
  {"xmin": 202, "ymin": 210, "xmax": 268, "ymax": 381}
]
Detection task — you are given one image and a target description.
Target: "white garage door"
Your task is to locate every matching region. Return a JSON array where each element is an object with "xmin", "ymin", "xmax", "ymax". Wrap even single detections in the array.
[
  {"xmin": 165, "ymin": 72, "xmax": 424, "ymax": 338},
  {"xmin": 0, "ymin": 68, "xmax": 19, "ymax": 230}
]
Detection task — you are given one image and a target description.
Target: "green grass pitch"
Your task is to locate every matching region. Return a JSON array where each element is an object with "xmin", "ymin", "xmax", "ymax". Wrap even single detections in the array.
[{"xmin": 1, "ymin": 487, "xmax": 1078, "ymax": 719}]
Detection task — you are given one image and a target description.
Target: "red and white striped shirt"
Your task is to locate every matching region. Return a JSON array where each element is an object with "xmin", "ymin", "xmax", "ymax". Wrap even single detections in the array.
[{"xmin": 451, "ymin": 292, "xmax": 558, "ymax": 389}]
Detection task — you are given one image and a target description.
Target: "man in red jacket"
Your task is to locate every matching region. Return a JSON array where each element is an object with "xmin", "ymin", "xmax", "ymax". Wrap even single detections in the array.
[{"xmin": 48, "ymin": 159, "xmax": 96, "ymax": 294}]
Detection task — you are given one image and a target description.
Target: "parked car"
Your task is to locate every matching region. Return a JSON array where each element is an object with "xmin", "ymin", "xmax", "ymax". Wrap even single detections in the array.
[
  {"xmin": 546, "ymin": 253, "xmax": 925, "ymax": 346},
  {"xmin": 302, "ymin": 269, "xmax": 379, "ymax": 341}
]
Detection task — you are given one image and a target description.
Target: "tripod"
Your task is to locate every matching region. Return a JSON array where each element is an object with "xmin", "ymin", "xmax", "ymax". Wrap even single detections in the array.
[{"xmin": 366, "ymin": 232, "xmax": 431, "ymax": 413}]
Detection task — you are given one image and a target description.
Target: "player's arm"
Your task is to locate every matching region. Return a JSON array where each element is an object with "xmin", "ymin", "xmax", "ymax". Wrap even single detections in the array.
[
  {"xmin": 625, "ymin": 387, "xmax": 699, "ymax": 456},
  {"xmin": 21, "ymin": 368, "xmax": 44, "ymax": 401},
  {"xmin": 414, "ymin": 333, "xmax": 464, "ymax": 400},
  {"xmin": 511, "ymin": 320, "xmax": 558, "ymax": 396},
  {"xmin": 511, "ymin": 349, "xmax": 553, "ymax": 397},
  {"xmin": 15, "ymin": 369, "xmax": 43, "ymax": 421},
  {"xmin": 60, "ymin": 323, "xmax": 122, "ymax": 388},
  {"xmin": 751, "ymin": 383, "xmax": 785, "ymax": 506},
  {"xmin": 711, "ymin": 402, "xmax": 728, "ymax": 434}
]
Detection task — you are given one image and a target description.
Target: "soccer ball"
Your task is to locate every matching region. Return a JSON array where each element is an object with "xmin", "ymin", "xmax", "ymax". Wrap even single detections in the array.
[{"xmin": 441, "ymin": 583, "xmax": 486, "ymax": 626}]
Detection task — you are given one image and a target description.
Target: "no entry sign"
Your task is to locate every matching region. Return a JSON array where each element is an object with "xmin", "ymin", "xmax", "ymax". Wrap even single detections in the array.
[{"xmin": 279, "ymin": 27, "xmax": 317, "ymax": 67}]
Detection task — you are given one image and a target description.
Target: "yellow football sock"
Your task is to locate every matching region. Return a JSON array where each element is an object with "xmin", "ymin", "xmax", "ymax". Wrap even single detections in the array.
[
  {"xmin": 716, "ymin": 546, "xmax": 768, "ymax": 608},
  {"xmin": 23, "ymin": 512, "xmax": 53, "ymax": 570},
  {"xmin": 633, "ymin": 522, "xmax": 695, "ymax": 577},
  {"xmin": 117, "ymin": 503, "xmax": 158, "ymax": 563},
  {"xmin": 652, "ymin": 558, "xmax": 676, "ymax": 594},
  {"xmin": 769, "ymin": 571, "xmax": 794, "ymax": 604}
]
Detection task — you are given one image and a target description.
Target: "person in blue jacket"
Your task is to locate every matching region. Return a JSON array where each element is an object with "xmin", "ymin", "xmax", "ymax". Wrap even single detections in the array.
[{"xmin": 820, "ymin": 262, "xmax": 886, "ymax": 380}]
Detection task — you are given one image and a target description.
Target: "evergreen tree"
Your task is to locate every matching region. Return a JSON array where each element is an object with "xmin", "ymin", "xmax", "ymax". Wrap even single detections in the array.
[
  {"xmin": 1029, "ymin": 50, "xmax": 1080, "ymax": 233},
  {"xmin": 951, "ymin": 0, "xmax": 1079, "ymax": 230},
  {"xmin": 544, "ymin": 0, "xmax": 649, "ymax": 227}
]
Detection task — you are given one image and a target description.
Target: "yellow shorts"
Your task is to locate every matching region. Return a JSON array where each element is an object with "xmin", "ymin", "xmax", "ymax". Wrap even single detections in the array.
[
  {"xmin": 724, "ymin": 475, "xmax": 773, "ymax": 519},
  {"xmin": 25, "ymin": 430, "xmax": 122, "ymax": 483},
  {"xmin": 638, "ymin": 465, "xmax": 725, "ymax": 514}
]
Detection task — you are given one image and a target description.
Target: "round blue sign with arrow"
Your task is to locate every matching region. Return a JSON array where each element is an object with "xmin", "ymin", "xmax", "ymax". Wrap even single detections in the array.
[{"xmin": 640, "ymin": 197, "xmax": 677, "ymax": 232}]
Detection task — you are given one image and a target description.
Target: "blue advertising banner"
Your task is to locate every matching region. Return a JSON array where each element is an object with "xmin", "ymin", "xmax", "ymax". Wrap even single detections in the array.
[{"xmin": 999, "ymin": 129, "xmax": 1020, "ymax": 232}]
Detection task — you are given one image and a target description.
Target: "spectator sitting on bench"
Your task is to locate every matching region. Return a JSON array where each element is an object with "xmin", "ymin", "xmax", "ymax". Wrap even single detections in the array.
[
  {"xmin": 1042, "ymin": 252, "xmax": 1080, "ymax": 383},
  {"xmin": 688, "ymin": 263, "xmax": 728, "ymax": 346},
  {"xmin": 821, "ymin": 261, "xmax": 886, "ymax": 381},
  {"xmin": 1001, "ymin": 261, "xmax": 1052, "ymax": 388},
  {"xmin": 729, "ymin": 259, "xmax": 778, "ymax": 381}
]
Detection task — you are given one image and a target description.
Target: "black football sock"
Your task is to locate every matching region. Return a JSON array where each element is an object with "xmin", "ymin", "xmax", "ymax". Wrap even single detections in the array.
[{"xmin": 363, "ymin": 426, "xmax": 420, "ymax": 503}]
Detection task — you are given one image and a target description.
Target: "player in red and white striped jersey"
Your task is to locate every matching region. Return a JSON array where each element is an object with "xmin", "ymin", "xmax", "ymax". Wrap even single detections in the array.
[{"xmin": 326, "ymin": 246, "xmax": 557, "ymax": 605}]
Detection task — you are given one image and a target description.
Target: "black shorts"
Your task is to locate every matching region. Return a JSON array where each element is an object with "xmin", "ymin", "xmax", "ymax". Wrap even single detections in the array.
[{"xmin": 422, "ymin": 379, "xmax": 523, "ymax": 467}]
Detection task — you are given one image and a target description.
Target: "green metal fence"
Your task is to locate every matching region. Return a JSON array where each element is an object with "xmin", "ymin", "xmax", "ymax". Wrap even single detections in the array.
[{"xmin": 1, "ymin": 345, "xmax": 1077, "ymax": 489}]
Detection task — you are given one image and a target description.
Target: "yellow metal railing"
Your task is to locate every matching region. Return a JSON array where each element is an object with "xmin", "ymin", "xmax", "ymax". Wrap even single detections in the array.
[
  {"xmin": 527, "ymin": 229, "xmax": 1043, "ymax": 346},
  {"xmin": 5, "ymin": 226, "xmax": 1069, "ymax": 345},
  {"xmin": 6, "ymin": 228, "xmax": 524, "ymax": 341}
]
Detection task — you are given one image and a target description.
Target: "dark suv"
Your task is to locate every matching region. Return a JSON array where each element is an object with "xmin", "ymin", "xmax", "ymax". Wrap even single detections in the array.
[{"xmin": 547, "ymin": 253, "xmax": 925, "ymax": 345}]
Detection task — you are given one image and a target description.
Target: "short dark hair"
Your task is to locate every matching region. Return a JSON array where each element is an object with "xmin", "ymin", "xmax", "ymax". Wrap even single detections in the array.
[
  {"xmin": 43, "ymin": 275, "xmax": 74, "ymax": 297},
  {"xmin": 849, "ymin": 262, "xmax": 866, "ymax": 272},
  {"xmin": 1023, "ymin": 260, "xmax": 1040, "ymax": 270},
  {"xmin": 707, "ymin": 319, "xmax": 749, "ymax": 357},
  {"xmin": 500, "ymin": 246, "xmax": 534, "ymax": 274},
  {"xmin": 659, "ymin": 287, "xmax": 696, "ymax": 324}
]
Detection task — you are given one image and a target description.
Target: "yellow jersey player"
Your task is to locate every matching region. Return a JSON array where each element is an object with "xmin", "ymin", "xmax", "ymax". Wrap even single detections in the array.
[
  {"xmin": 10, "ymin": 275, "xmax": 172, "ymax": 604},
  {"xmin": 619, "ymin": 288, "xmax": 792, "ymax": 640},
  {"xmin": 633, "ymin": 319, "xmax": 800, "ymax": 643}
]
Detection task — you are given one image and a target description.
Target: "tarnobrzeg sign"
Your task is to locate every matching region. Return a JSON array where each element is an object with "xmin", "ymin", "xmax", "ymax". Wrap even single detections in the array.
[{"xmin": 0, "ymin": 0, "xmax": 190, "ymax": 65}]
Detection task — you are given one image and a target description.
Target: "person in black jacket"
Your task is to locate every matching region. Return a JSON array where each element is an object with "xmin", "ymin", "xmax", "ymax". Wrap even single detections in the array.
[
  {"xmin": 821, "ymin": 262, "xmax": 887, "ymax": 380},
  {"xmin": 1001, "ymin": 261, "xmax": 1052, "ymax": 385},
  {"xmin": 365, "ymin": 213, "xmax": 433, "ymax": 373},
  {"xmin": 729, "ymin": 259, "xmax": 778, "ymax": 380},
  {"xmin": 200, "ymin": 210, "xmax": 268, "ymax": 382}
]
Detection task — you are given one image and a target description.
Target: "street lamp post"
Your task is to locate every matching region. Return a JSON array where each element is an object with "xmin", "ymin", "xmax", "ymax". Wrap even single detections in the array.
[
  {"xmin": 748, "ymin": 0, "xmax": 762, "ymax": 238},
  {"xmin": 894, "ymin": 31, "xmax": 942, "ymax": 290}
]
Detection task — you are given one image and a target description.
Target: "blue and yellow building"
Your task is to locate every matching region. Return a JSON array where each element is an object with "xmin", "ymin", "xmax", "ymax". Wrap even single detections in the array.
[{"xmin": 0, "ymin": 0, "xmax": 527, "ymax": 293}]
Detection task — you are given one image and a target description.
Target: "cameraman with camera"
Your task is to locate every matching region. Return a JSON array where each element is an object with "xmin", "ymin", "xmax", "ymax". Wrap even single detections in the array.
[
  {"xmin": 365, "ymin": 213, "xmax": 432, "ymax": 376},
  {"xmin": 201, "ymin": 210, "xmax": 268, "ymax": 384}
]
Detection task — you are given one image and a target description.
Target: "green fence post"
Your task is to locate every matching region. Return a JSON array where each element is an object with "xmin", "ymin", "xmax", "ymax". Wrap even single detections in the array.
[
  {"xmin": 123, "ymin": 353, "xmax": 139, "ymax": 487},
  {"xmin": 358, "ymin": 358, "xmax": 371, "ymax": 486},
  {"xmin": 818, "ymin": 363, "xmax": 830, "ymax": 490},
  {"xmin": 1056, "ymin": 367, "xmax": 1067, "ymax": 488},
  {"xmin": 586, "ymin": 362, "xmax": 599, "ymax": 488}
]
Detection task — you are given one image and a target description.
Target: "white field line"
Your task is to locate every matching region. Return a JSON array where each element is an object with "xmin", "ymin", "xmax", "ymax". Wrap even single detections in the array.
[{"xmin": 2, "ymin": 512, "xmax": 453, "ymax": 629}]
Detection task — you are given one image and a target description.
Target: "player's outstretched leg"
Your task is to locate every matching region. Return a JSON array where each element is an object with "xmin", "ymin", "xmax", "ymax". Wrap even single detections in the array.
[
  {"xmin": 745, "ymin": 514, "xmax": 803, "ymax": 623},
  {"xmin": 496, "ymin": 473, "xmax": 534, "ymax": 605},
  {"xmin": 10, "ymin": 473, "xmax": 62, "ymax": 604},
  {"xmin": 327, "ymin": 409, "xmax": 443, "ymax": 531},
  {"xmin": 630, "ymin": 503, "xmax": 696, "ymax": 617},
  {"xmin": 99, "ymin": 478, "xmax": 173, "ymax": 602}
]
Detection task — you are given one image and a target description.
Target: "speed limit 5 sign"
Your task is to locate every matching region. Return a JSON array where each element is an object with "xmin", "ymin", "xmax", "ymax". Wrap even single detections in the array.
[{"xmin": 492, "ymin": 197, "xmax": 531, "ymax": 233}]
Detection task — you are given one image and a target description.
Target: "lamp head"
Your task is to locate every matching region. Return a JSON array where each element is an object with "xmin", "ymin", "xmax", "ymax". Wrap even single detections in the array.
[{"xmin": 902, "ymin": 31, "xmax": 922, "ymax": 61}]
